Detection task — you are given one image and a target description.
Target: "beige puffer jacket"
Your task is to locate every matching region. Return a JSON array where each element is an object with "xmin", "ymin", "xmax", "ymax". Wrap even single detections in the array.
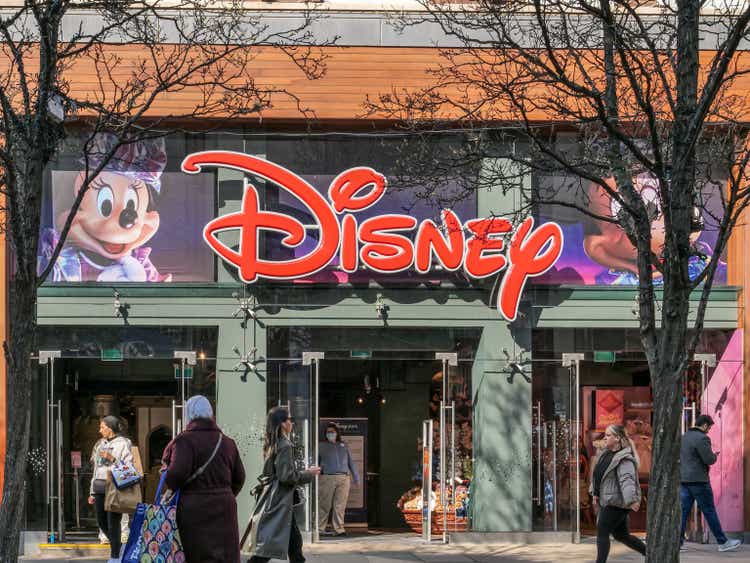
[
  {"xmin": 589, "ymin": 447, "xmax": 641, "ymax": 509},
  {"xmin": 89, "ymin": 435, "xmax": 134, "ymax": 495}
]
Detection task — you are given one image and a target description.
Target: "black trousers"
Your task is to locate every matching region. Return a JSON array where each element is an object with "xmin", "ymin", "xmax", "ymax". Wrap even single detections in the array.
[
  {"xmin": 93, "ymin": 493, "xmax": 123, "ymax": 559},
  {"xmin": 249, "ymin": 514, "xmax": 305, "ymax": 563},
  {"xmin": 596, "ymin": 505, "xmax": 646, "ymax": 563}
]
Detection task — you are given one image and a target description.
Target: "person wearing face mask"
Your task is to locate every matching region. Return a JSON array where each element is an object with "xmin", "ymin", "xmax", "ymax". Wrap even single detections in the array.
[{"xmin": 318, "ymin": 423, "xmax": 360, "ymax": 537}]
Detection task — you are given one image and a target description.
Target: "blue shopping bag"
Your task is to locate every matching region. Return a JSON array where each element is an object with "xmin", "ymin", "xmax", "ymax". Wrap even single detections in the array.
[
  {"xmin": 120, "ymin": 501, "xmax": 147, "ymax": 562},
  {"xmin": 120, "ymin": 472, "xmax": 185, "ymax": 563}
]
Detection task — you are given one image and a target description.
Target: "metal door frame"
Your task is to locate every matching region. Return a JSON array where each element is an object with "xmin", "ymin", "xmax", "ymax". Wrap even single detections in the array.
[
  {"xmin": 693, "ymin": 353, "xmax": 716, "ymax": 544},
  {"xmin": 436, "ymin": 352, "xmax": 458, "ymax": 544},
  {"xmin": 302, "ymin": 351, "xmax": 324, "ymax": 543},
  {"xmin": 422, "ymin": 418, "xmax": 434, "ymax": 543},
  {"xmin": 40, "ymin": 350, "xmax": 63, "ymax": 543},
  {"xmin": 562, "ymin": 353, "xmax": 584, "ymax": 544},
  {"xmin": 300, "ymin": 351, "xmax": 456, "ymax": 544}
]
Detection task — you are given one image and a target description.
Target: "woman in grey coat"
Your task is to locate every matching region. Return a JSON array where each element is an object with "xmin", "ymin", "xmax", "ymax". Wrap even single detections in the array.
[
  {"xmin": 248, "ymin": 407, "xmax": 321, "ymax": 563},
  {"xmin": 590, "ymin": 424, "xmax": 646, "ymax": 563}
]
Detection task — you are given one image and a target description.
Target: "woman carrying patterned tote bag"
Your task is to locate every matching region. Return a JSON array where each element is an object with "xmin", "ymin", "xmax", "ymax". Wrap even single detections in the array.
[
  {"xmin": 123, "ymin": 398, "xmax": 237, "ymax": 563},
  {"xmin": 163, "ymin": 396, "xmax": 246, "ymax": 563}
]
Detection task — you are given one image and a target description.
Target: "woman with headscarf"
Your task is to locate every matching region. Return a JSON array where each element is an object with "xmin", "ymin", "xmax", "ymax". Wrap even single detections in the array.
[
  {"xmin": 247, "ymin": 407, "xmax": 321, "ymax": 563},
  {"xmin": 163, "ymin": 395, "xmax": 246, "ymax": 563},
  {"xmin": 88, "ymin": 416, "xmax": 134, "ymax": 563}
]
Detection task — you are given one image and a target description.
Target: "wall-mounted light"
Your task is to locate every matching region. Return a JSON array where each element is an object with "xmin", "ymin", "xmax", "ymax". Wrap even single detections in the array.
[
  {"xmin": 232, "ymin": 291, "xmax": 259, "ymax": 329},
  {"xmin": 356, "ymin": 396, "xmax": 365, "ymax": 406},
  {"xmin": 198, "ymin": 351, "xmax": 206, "ymax": 361},
  {"xmin": 232, "ymin": 346, "xmax": 265, "ymax": 382}
]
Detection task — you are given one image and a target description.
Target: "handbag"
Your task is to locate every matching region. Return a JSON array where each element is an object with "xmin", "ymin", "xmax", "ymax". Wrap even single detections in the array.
[
  {"xmin": 92, "ymin": 478, "xmax": 107, "ymax": 495},
  {"xmin": 105, "ymin": 472, "xmax": 143, "ymax": 514},
  {"xmin": 111, "ymin": 460, "xmax": 142, "ymax": 490}
]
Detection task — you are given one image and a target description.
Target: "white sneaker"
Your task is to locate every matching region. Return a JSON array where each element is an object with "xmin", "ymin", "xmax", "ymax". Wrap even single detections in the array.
[{"xmin": 718, "ymin": 538, "xmax": 741, "ymax": 552}]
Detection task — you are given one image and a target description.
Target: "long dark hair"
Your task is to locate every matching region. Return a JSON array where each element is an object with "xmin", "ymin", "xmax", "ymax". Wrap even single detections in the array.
[{"xmin": 263, "ymin": 407, "xmax": 289, "ymax": 459}]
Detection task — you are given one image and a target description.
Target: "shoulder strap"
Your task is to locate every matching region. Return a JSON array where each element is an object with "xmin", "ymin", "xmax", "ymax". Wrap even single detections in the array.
[{"xmin": 184, "ymin": 433, "xmax": 223, "ymax": 486}]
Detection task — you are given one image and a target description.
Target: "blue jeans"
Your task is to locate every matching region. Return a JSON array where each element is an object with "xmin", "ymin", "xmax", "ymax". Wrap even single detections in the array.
[{"xmin": 680, "ymin": 482, "xmax": 727, "ymax": 544}]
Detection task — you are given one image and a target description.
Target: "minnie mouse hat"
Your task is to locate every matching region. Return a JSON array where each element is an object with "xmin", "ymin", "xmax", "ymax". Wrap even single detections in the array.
[{"xmin": 81, "ymin": 133, "xmax": 167, "ymax": 194}]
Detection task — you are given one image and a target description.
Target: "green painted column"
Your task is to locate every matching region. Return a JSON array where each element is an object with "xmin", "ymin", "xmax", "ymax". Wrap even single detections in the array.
[
  {"xmin": 215, "ymin": 311, "xmax": 267, "ymax": 528},
  {"xmin": 469, "ymin": 155, "xmax": 533, "ymax": 531},
  {"xmin": 471, "ymin": 321, "xmax": 532, "ymax": 531}
]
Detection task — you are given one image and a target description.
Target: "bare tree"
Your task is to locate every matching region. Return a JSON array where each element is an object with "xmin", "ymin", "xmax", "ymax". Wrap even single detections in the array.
[
  {"xmin": 0, "ymin": 1, "xmax": 329, "ymax": 560},
  {"xmin": 367, "ymin": 1, "xmax": 750, "ymax": 561}
]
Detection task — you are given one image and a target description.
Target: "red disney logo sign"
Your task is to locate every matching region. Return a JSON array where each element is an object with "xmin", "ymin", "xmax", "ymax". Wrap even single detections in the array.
[{"xmin": 182, "ymin": 151, "xmax": 564, "ymax": 321}]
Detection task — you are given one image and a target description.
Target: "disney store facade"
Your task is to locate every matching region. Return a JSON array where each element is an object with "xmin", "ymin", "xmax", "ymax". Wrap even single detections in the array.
[{"xmin": 27, "ymin": 131, "xmax": 745, "ymax": 549}]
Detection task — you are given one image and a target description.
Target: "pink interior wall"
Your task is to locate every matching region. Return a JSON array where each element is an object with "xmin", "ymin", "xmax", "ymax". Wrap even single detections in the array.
[{"xmin": 705, "ymin": 329, "xmax": 744, "ymax": 532}]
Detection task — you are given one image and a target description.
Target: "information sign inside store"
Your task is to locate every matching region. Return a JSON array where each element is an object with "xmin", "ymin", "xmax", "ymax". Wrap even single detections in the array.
[
  {"xmin": 101, "ymin": 348, "xmax": 123, "ymax": 362},
  {"xmin": 174, "ymin": 366, "xmax": 194, "ymax": 379},
  {"xmin": 183, "ymin": 151, "xmax": 564, "ymax": 321},
  {"xmin": 70, "ymin": 451, "xmax": 82, "ymax": 469}
]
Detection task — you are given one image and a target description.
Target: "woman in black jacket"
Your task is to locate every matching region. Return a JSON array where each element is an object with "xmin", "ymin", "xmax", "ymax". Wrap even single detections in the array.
[{"xmin": 248, "ymin": 407, "xmax": 321, "ymax": 563}]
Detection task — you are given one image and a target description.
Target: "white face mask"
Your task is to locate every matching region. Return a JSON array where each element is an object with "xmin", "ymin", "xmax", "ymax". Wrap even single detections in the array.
[{"xmin": 326, "ymin": 432, "xmax": 337, "ymax": 443}]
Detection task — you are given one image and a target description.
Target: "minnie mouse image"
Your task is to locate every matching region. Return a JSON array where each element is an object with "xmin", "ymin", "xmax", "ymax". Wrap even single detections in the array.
[
  {"xmin": 582, "ymin": 172, "xmax": 726, "ymax": 285},
  {"xmin": 39, "ymin": 133, "xmax": 172, "ymax": 282}
]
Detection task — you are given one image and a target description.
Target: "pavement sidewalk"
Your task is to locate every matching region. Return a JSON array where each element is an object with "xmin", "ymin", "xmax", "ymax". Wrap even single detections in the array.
[{"xmin": 19, "ymin": 539, "xmax": 748, "ymax": 562}]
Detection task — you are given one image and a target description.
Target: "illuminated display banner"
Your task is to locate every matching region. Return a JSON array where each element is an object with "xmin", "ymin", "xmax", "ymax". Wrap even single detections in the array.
[
  {"xmin": 182, "ymin": 151, "xmax": 565, "ymax": 321},
  {"xmin": 38, "ymin": 134, "xmax": 215, "ymax": 283}
]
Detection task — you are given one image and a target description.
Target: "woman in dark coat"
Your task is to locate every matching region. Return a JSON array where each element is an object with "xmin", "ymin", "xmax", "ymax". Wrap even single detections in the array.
[
  {"xmin": 164, "ymin": 395, "xmax": 246, "ymax": 563},
  {"xmin": 248, "ymin": 407, "xmax": 321, "ymax": 563}
]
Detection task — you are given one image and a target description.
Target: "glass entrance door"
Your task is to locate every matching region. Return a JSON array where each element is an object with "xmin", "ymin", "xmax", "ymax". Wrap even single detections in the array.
[
  {"xmin": 39, "ymin": 351, "xmax": 63, "ymax": 543},
  {"xmin": 267, "ymin": 327, "xmax": 479, "ymax": 543},
  {"xmin": 531, "ymin": 355, "xmax": 583, "ymax": 541},
  {"xmin": 30, "ymin": 327, "xmax": 218, "ymax": 539}
]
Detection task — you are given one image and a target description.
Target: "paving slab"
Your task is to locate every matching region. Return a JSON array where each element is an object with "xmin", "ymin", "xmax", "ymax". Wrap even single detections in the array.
[{"xmin": 19, "ymin": 539, "xmax": 749, "ymax": 562}]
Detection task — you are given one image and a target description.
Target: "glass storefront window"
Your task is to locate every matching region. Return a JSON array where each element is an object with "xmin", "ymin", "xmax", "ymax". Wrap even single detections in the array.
[
  {"xmin": 28, "ymin": 326, "xmax": 219, "ymax": 533},
  {"xmin": 531, "ymin": 328, "xmax": 743, "ymax": 537}
]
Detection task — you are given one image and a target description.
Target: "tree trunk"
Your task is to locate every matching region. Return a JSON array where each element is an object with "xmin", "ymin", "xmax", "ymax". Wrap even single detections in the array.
[
  {"xmin": 0, "ymin": 274, "xmax": 38, "ymax": 562},
  {"xmin": 645, "ymin": 364, "xmax": 685, "ymax": 563}
]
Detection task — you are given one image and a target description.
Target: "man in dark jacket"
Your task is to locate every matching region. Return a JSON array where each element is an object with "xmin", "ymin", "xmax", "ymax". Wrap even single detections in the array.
[{"xmin": 680, "ymin": 414, "xmax": 740, "ymax": 552}]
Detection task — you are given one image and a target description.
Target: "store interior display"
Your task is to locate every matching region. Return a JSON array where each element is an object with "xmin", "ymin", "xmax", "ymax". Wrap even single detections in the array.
[
  {"xmin": 396, "ymin": 364, "xmax": 473, "ymax": 534},
  {"xmin": 581, "ymin": 385, "xmax": 652, "ymax": 531}
]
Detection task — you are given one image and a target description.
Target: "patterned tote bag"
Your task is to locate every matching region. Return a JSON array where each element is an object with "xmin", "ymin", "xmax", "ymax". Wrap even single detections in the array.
[
  {"xmin": 122, "ymin": 435, "xmax": 222, "ymax": 563},
  {"xmin": 121, "ymin": 472, "xmax": 185, "ymax": 563}
]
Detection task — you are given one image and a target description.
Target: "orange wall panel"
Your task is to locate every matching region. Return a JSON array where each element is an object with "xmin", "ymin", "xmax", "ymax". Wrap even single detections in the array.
[{"xmin": 40, "ymin": 46, "xmax": 750, "ymax": 122}]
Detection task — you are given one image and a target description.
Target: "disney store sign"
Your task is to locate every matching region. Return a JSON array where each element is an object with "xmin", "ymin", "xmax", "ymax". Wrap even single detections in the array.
[{"xmin": 182, "ymin": 151, "xmax": 564, "ymax": 321}]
